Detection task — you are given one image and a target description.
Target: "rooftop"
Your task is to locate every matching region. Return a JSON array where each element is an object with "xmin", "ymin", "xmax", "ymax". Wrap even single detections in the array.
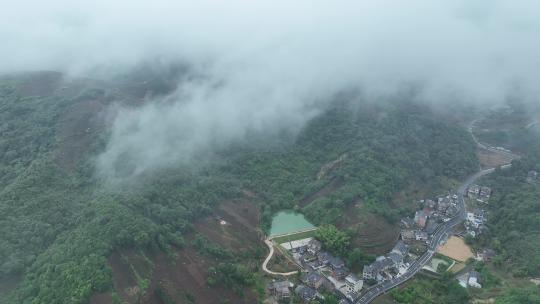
[
  {"xmin": 392, "ymin": 240, "xmax": 409, "ymax": 255},
  {"xmin": 303, "ymin": 272, "xmax": 323, "ymax": 284},
  {"xmin": 295, "ymin": 285, "xmax": 317, "ymax": 300}
]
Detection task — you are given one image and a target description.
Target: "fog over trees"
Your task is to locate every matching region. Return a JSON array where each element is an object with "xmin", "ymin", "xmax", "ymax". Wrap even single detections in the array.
[
  {"xmin": 1, "ymin": 0, "xmax": 539, "ymax": 179},
  {"xmin": 2, "ymin": 2, "xmax": 540, "ymax": 304}
]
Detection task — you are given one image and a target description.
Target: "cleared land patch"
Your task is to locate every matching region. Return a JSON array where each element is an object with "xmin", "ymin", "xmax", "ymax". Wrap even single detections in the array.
[
  {"xmin": 340, "ymin": 205, "xmax": 400, "ymax": 255},
  {"xmin": 91, "ymin": 199, "xmax": 263, "ymax": 304},
  {"xmin": 437, "ymin": 236, "xmax": 473, "ymax": 262},
  {"xmin": 477, "ymin": 147, "xmax": 513, "ymax": 169}
]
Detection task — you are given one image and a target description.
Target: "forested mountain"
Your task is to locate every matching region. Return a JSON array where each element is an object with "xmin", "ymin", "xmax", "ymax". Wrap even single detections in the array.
[
  {"xmin": 470, "ymin": 106, "xmax": 540, "ymax": 278},
  {"xmin": 0, "ymin": 72, "xmax": 479, "ymax": 304}
]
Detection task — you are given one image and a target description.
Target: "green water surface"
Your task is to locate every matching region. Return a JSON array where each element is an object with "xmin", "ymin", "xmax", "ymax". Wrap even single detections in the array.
[{"xmin": 270, "ymin": 210, "xmax": 314, "ymax": 236}]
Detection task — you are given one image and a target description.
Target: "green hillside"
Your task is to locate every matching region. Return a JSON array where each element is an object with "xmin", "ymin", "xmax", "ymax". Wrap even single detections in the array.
[{"xmin": 0, "ymin": 73, "xmax": 479, "ymax": 304}]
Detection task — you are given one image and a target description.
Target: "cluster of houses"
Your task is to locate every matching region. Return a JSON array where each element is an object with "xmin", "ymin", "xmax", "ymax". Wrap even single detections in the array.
[
  {"xmin": 362, "ymin": 241, "xmax": 409, "ymax": 283},
  {"xmin": 267, "ymin": 187, "xmax": 504, "ymax": 302},
  {"xmin": 400, "ymin": 195, "xmax": 459, "ymax": 245},
  {"xmin": 467, "ymin": 184, "xmax": 492, "ymax": 204},
  {"xmin": 465, "ymin": 184, "xmax": 491, "ymax": 238},
  {"xmin": 294, "ymin": 239, "xmax": 362, "ymax": 302},
  {"xmin": 270, "ymin": 238, "xmax": 361, "ymax": 303}
]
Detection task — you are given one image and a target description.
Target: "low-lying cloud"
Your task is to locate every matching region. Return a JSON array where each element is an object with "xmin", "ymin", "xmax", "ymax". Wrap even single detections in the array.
[{"xmin": 2, "ymin": 0, "xmax": 540, "ymax": 178}]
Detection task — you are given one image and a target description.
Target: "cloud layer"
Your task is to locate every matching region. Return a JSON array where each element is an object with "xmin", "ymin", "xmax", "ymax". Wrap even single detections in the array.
[{"xmin": 3, "ymin": 0, "xmax": 540, "ymax": 178}]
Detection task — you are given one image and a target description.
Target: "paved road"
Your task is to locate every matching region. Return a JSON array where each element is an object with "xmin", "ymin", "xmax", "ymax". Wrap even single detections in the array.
[
  {"xmin": 355, "ymin": 165, "xmax": 511, "ymax": 304},
  {"xmin": 353, "ymin": 118, "xmax": 518, "ymax": 303},
  {"xmin": 469, "ymin": 119, "xmax": 520, "ymax": 160}
]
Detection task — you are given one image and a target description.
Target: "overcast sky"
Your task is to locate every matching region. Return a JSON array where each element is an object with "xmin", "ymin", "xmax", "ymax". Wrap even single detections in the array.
[{"xmin": 2, "ymin": 0, "xmax": 539, "ymax": 178}]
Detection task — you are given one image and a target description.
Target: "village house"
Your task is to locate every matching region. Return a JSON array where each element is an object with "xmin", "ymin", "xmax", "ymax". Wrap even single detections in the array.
[
  {"xmin": 362, "ymin": 262, "xmax": 378, "ymax": 281},
  {"xmin": 468, "ymin": 185, "xmax": 480, "ymax": 197},
  {"xmin": 363, "ymin": 256, "xmax": 394, "ymax": 282},
  {"xmin": 338, "ymin": 284, "xmax": 359, "ymax": 302},
  {"xmin": 268, "ymin": 281, "xmax": 293, "ymax": 301},
  {"xmin": 415, "ymin": 231, "xmax": 428, "ymax": 241},
  {"xmin": 295, "ymin": 285, "xmax": 317, "ymax": 302},
  {"xmin": 345, "ymin": 273, "xmax": 362, "ymax": 289},
  {"xmin": 339, "ymin": 299, "xmax": 351, "ymax": 304},
  {"xmin": 307, "ymin": 260, "xmax": 325, "ymax": 270},
  {"xmin": 467, "ymin": 209, "xmax": 486, "ymax": 229},
  {"xmin": 387, "ymin": 252, "xmax": 403, "ymax": 265},
  {"xmin": 476, "ymin": 248, "xmax": 496, "ymax": 262},
  {"xmin": 329, "ymin": 256, "xmax": 345, "ymax": 270},
  {"xmin": 392, "ymin": 241, "xmax": 409, "ymax": 256},
  {"xmin": 468, "ymin": 271, "xmax": 482, "ymax": 288},
  {"xmin": 302, "ymin": 252, "xmax": 317, "ymax": 263},
  {"xmin": 332, "ymin": 267, "xmax": 349, "ymax": 280},
  {"xmin": 469, "ymin": 185, "xmax": 492, "ymax": 203},
  {"xmin": 425, "ymin": 219, "xmax": 440, "ymax": 235},
  {"xmin": 317, "ymin": 251, "xmax": 332, "ymax": 265},
  {"xmin": 414, "ymin": 209, "xmax": 429, "ymax": 228},
  {"xmin": 424, "ymin": 199, "xmax": 436, "ymax": 209},
  {"xmin": 480, "ymin": 186, "xmax": 491, "ymax": 199},
  {"xmin": 400, "ymin": 217, "xmax": 416, "ymax": 229},
  {"xmin": 307, "ymin": 239, "xmax": 322, "ymax": 254},
  {"xmin": 303, "ymin": 272, "xmax": 325, "ymax": 289},
  {"xmin": 437, "ymin": 196, "xmax": 451, "ymax": 212},
  {"xmin": 401, "ymin": 229, "xmax": 415, "ymax": 242}
]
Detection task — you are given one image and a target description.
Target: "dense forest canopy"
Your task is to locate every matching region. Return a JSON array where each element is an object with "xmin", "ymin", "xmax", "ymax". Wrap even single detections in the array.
[
  {"xmin": 472, "ymin": 109, "xmax": 540, "ymax": 278},
  {"xmin": 0, "ymin": 73, "xmax": 480, "ymax": 303}
]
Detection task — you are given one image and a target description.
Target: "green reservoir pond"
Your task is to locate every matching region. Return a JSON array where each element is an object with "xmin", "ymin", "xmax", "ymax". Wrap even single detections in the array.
[{"xmin": 270, "ymin": 210, "xmax": 315, "ymax": 236}]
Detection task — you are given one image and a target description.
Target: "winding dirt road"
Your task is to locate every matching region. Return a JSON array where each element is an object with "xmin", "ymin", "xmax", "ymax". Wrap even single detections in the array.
[
  {"xmin": 261, "ymin": 228, "xmax": 317, "ymax": 276},
  {"xmin": 262, "ymin": 239, "xmax": 299, "ymax": 276}
]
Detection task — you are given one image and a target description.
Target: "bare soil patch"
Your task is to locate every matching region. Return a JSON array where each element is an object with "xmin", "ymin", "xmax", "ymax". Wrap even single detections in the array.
[
  {"xmin": 477, "ymin": 147, "xmax": 513, "ymax": 169},
  {"xmin": 339, "ymin": 203, "xmax": 400, "ymax": 255},
  {"xmin": 437, "ymin": 236, "xmax": 473, "ymax": 262},
  {"xmin": 98, "ymin": 237, "xmax": 261, "ymax": 304},
  {"xmin": 316, "ymin": 153, "xmax": 347, "ymax": 180},
  {"xmin": 142, "ymin": 249, "xmax": 258, "ymax": 304},
  {"xmin": 89, "ymin": 292, "xmax": 113, "ymax": 304},
  {"xmin": 105, "ymin": 251, "xmax": 140, "ymax": 303},
  {"xmin": 267, "ymin": 250, "xmax": 298, "ymax": 273},
  {"xmin": 219, "ymin": 199, "xmax": 260, "ymax": 232},
  {"xmin": 94, "ymin": 199, "xmax": 264, "ymax": 304},
  {"xmin": 194, "ymin": 199, "xmax": 262, "ymax": 252}
]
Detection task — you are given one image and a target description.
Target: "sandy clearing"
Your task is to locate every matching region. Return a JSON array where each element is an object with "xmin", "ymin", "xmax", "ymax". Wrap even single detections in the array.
[{"xmin": 437, "ymin": 236, "xmax": 473, "ymax": 262}]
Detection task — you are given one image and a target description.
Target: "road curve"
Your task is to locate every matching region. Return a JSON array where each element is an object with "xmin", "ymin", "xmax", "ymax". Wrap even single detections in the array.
[
  {"xmin": 262, "ymin": 239, "xmax": 299, "ymax": 276},
  {"xmin": 468, "ymin": 119, "xmax": 520, "ymax": 160},
  {"xmin": 355, "ymin": 165, "xmax": 512, "ymax": 304}
]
